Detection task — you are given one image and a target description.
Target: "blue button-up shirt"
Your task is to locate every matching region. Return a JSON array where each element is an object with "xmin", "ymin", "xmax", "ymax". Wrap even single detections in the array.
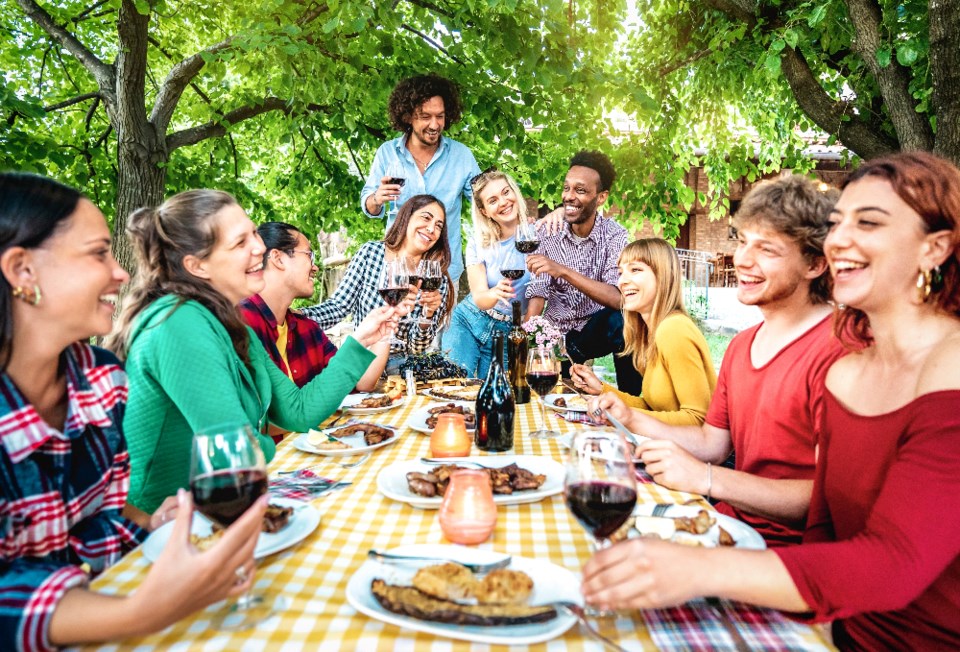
[{"xmin": 361, "ymin": 134, "xmax": 480, "ymax": 282}]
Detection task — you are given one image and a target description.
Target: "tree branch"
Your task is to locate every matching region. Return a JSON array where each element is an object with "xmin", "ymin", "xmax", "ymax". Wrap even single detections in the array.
[
  {"xmin": 43, "ymin": 91, "xmax": 100, "ymax": 112},
  {"xmin": 659, "ymin": 48, "xmax": 715, "ymax": 77},
  {"xmin": 114, "ymin": 0, "xmax": 154, "ymax": 141},
  {"xmin": 780, "ymin": 47, "xmax": 898, "ymax": 158},
  {"xmin": 14, "ymin": 0, "xmax": 114, "ymax": 93},
  {"xmin": 400, "ymin": 23, "xmax": 465, "ymax": 65},
  {"xmin": 149, "ymin": 36, "xmax": 234, "ymax": 133},
  {"xmin": 166, "ymin": 97, "xmax": 333, "ymax": 150},
  {"xmin": 844, "ymin": 0, "xmax": 933, "ymax": 150}
]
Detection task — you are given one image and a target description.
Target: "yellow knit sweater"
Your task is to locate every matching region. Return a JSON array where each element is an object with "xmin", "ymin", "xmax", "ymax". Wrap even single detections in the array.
[{"xmin": 601, "ymin": 313, "xmax": 717, "ymax": 426}]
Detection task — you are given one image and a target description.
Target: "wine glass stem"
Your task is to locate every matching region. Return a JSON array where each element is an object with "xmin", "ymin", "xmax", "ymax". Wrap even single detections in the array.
[{"xmin": 539, "ymin": 395, "xmax": 548, "ymax": 431}]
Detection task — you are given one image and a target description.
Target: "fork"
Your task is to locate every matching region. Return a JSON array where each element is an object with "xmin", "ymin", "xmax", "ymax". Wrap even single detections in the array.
[
  {"xmin": 545, "ymin": 602, "xmax": 627, "ymax": 652},
  {"xmin": 336, "ymin": 453, "xmax": 371, "ymax": 468},
  {"xmin": 367, "ymin": 549, "xmax": 512, "ymax": 574},
  {"xmin": 652, "ymin": 503, "xmax": 672, "ymax": 517}
]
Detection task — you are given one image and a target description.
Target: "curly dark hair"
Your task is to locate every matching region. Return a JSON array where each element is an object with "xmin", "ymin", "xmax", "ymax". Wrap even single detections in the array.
[
  {"xmin": 569, "ymin": 150, "xmax": 617, "ymax": 192},
  {"xmin": 388, "ymin": 74, "xmax": 463, "ymax": 133}
]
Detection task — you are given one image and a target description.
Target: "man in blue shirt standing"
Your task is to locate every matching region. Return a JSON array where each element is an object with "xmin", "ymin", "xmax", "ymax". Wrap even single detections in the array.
[{"xmin": 361, "ymin": 74, "xmax": 481, "ymax": 283}]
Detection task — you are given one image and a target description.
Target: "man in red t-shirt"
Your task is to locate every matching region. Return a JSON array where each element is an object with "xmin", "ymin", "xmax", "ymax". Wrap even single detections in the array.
[{"xmin": 594, "ymin": 175, "xmax": 846, "ymax": 546}]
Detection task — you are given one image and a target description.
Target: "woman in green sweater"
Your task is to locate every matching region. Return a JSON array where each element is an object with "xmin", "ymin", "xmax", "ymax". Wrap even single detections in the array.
[
  {"xmin": 109, "ymin": 190, "xmax": 397, "ymax": 512},
  {"xmin": 570, "ymin": 238, "xmax": 717, "ymax": 426}
]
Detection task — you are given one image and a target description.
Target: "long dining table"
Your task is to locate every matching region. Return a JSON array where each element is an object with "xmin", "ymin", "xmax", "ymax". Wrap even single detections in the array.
[{"xmin": 81, "ymin": 393, "xmax": 834, "ymax": 651}]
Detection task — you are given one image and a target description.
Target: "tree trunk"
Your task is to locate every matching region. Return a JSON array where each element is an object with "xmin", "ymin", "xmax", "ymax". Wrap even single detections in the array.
[{"xmin": 113, "ymin": 136, "xmax": 168, "ymax": 273}]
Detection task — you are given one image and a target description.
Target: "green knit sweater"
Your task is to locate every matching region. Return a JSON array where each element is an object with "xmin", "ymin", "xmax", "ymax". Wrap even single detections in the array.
[{"xmin": 123, "ymin": 295, "xmax": 374, "ymax": 512}]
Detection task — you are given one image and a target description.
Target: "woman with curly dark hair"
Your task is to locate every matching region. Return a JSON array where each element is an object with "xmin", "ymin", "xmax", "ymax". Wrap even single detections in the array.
[{"xmin": 361, "ymin": 73, "xmax": 481, "ymax": 284}]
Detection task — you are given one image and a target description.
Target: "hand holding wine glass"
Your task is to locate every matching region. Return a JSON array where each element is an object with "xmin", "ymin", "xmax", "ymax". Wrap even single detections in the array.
[
  {"xmin": 190, "ymin": 423, "xmax": 278, "ymax": 630},
  {"xmin": 415, "ymin": 259, "xmax": 443, "ymax": 326},
  {"xmin": 526, "ymin": 346, "xmax": 561, "ymax": 438}
]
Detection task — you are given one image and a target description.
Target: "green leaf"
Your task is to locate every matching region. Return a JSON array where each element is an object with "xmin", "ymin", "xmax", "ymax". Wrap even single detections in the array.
[
  {"xmin": 896, "ymin": 44, "xmax": 919, "ymax": 67},
  {"xmin": 783, "ymin": 29, "xmax": 798, "ymax": 49},
  {"xmin": 876, "ymin": 45, "xmax": 892, "ymax": 68},
  {"xmin": 133, "ymin": 0, "xmax": 151, "ymax": 16},
  {"xmin": 764, "ymin": 53, "xmax": 781, "ymax": 74},
  {"xmin": 770, "ymin": 38, "xmax": 785, "ymax": 53},
  {"xmin": 807, "ymin": 4, "xmax": 826, "ymax": 27}
]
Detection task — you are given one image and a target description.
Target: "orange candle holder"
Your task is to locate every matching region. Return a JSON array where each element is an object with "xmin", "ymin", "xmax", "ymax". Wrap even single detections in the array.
[
  {"xmin": 430, "ymin": 413, "xmax": 471, "ymax": 458},
  {"xmin": 438, "ymin": 469, "xmax": 497, "ymax": 544}
]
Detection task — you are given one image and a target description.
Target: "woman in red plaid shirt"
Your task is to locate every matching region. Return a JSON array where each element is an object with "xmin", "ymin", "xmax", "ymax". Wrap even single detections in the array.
[{"xmin": 0, "ymin": 173, "xmax": 266, "ymax": 651}]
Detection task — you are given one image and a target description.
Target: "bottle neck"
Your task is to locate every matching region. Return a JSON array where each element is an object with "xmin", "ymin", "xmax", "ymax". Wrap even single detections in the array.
[{"xmin": 511, "ymin": 301, "xmax": 522, "ymax": 326}]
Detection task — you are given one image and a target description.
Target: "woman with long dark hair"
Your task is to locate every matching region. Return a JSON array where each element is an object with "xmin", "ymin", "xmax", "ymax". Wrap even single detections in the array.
[
  {"xmin": 302, "ymin": 194, "xmax": 454, "ymax": 373},
  {"xmin": 0, "ymin": 173, "xmax": 265, "ymax": 649},
  {"xmin": 109, "ymin": 190, "xmax": 396, "ymax": 512}
]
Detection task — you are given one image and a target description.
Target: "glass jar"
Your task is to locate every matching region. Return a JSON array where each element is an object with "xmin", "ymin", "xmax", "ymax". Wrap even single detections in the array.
[
  {"xmin": 438, "ymin": 469, "xmax": 497, "ymax": 544},
  {"xmin": 430, "ymin": 413, "xmax": 471, "ymax": 458}
]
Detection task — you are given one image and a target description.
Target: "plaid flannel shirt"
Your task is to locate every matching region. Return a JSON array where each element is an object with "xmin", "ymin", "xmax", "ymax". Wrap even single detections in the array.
[
  {"xmin": 525, "ymin": 214, "xmax": 628, "ymax": 333},
  {"xmin": 301, "ymin": 241, "xmax": 449, "ymax": 356},
  {"xmin": 0, "ymin": 343, "xmax": 144, "ymax": 652},
  {"xmin": 239, "ymin": 294, "xmax": 338, "ymax": 388}
]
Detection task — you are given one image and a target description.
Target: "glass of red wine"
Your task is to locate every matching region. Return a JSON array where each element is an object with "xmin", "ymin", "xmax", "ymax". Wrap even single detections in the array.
[
  {"xmin": 564, "ymin": 428, "xmax": 637, "ymax": 616},
  {"xmin": 385, "ymin": 162, "xmax": 406, "ymax": 220},
  {"xmin": 415, "ymin": 258, "xmax": 443, "ymax": 326},
  {"xmin": 526, "ymin": 346, "xmax": 561, "ymax": 438},
  {"xmin": 379, "ymin": 258, "xmax": 410, "ymax": 346},
  {"xmin": 190, "ymin": 423, "xmax": 276, "ymax": 630},
  {"xmin": 515, "ymin": 216, "xmax": 540, "ymax": 254}
]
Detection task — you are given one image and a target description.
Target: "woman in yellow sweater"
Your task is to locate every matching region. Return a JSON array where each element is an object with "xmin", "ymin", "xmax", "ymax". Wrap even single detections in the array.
[{"xmin": 570, "ymin": 238, "xmax": 716, "ymax": 425}]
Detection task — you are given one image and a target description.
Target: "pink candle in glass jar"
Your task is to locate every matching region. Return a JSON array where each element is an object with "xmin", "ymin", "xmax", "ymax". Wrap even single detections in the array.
[{"xmin": 438, "ymin": 469, "xmax": 497, "ymax": 544}]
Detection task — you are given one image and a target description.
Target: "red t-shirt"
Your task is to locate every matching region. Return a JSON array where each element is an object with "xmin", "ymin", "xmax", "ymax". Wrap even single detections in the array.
[
  {"xmin": 706, "ymin": 316, "xmax": 846, "ymax": 546},
  {"xmin": 776, "ymin": 389, "xmax": 960, "ymax": 650}
]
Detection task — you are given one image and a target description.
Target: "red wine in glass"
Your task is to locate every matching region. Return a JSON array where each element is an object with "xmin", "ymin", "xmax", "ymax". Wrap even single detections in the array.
[
  {"xmin": 515, "ymin": 240, "xmax": 540, "ymax": 254},
  {"xmin": 191, "ymin": 469, "xmax": 267, "ymax": 528},
  {"xmin": 420, "ymin": 276, "xmax": 442, "ymax": 291},
  {"xmin": 387, "ymin": 177, "xmax": 406, "ymax": 187},
  {"xmin": 378, "ymin": 287, "xmax": 407, "ymax": 306},
  {"xmin": 407, "ymin": 274, "xmax": 422, "ymax": 288},
  {"xmin": 526, "ymin": 370, "xmax": 559, "ymax": 397},
  {"xmin": 501, "ymin": 269, "xmax": 525, "ymax": 280},
  {"xmin": 564, "ymin": 481, "xmax": 638, "ymax": 540}
]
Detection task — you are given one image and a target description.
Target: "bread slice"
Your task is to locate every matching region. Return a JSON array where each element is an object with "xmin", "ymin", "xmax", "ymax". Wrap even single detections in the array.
[
  {"xmin": 474, "ymin": 569, "xmax": 534, "ymax": 605},
  {"xmin": 411, "ymin": 563, "xmax": 478, "ymax": 601}
]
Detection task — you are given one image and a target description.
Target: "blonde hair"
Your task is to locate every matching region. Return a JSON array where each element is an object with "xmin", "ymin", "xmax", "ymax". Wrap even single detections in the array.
[
  {"xmin": 619, "ymin": 238, "xmax": 687, "ymax": 372},
  {"xmin": 470, "ymin": 171, "xmax": 529, "ymax": 249}
]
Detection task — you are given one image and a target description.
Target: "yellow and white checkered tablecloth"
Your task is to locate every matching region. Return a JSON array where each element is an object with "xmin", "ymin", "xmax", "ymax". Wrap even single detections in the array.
[{"xmin": 81, "ymin": 397, "xmax": 832, "ymax": 651}]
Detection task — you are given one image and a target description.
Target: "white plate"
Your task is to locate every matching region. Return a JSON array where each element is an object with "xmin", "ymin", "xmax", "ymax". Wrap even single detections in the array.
[
  {"xmin": 346, "ymin": 543, "xmax": 579, "ymax": 645},
  {"xmin": 377, "ymin": 455, "xmax": 564, "ymax": 510},
  {"xmin": 542, "ymin": 393, "xmax": 590, "ymax": 413},
  {"xmin": 630, "ymin": 504, "xmax": 766, "ymax": 550},
  {"xmin": 407, "ymin": 402, "xmax": 476, "ymax": 435},
  {"xmin": 292, "ymin": 422, "xmax": 399, "ymax": 457},
  {"xmin": 339, "ymin": 392, "xmax": 406, "ymax": 414},
  {"xmin": 141, "ymin": 497, "xmax": 320, "ymax": 562},
  {"xmin": 422, "ymin": 385, "xmax": 481, "ymax": 402}
]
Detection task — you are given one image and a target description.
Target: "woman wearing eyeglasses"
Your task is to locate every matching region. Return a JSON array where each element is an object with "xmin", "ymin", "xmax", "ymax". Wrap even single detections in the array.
[
  {"xmin": 239, "ymin": 221, "xmax": 389, "ymax": 396},
  {"xmin": 443, "ymin": 170, "xmax": 533, "ymax": 378}
]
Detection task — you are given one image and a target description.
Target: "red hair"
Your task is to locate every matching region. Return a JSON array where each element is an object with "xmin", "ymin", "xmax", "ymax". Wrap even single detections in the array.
[{"xmin": 834, "ymin": 152, "xmax": 960, "ymax": 346}]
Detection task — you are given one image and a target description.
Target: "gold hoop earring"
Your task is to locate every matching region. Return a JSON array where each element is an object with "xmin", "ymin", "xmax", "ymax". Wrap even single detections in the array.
[
  {"xmin": 917, "ymin": 268, "xmax": 933, "ymax": 302},
  {"xmin": 12, "ymin": 285, "xmax": 41, "ymax": 306}
]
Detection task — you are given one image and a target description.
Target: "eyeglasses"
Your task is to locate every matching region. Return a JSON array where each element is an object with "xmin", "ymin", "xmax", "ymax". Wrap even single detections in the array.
[
  {"xmin": 470, "ymin": 165, "xmax": 499, "ymax": 188},
  {"xmin": 288, "ymin": 249, "xmax": 316, "ymax": 265}
]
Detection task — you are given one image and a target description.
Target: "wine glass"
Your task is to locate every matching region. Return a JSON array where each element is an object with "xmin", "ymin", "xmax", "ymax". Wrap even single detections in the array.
[
  {"xmin": 379, "ymin": 258, "xmax": 410, "ymax": 346},
  {"xmin": 526, "ymin": 346, "xmax": 561, "ymax": 438},
  {"xmin": 385, "ymin": 162, "xmax": 406, "ymax": 221},
  {"xmin": 515, "ymin": 216, "xmax": 540, "ymax": 254},
  {"xmin": 498, "ymin": 248, "xmax": 526, "ymax": 309},
  {"xmin": 564, "ymin": 429, "xmax": 637, "ymax": 616},
  {"xmin": 415, "ymin": 259, "xmax": 443, "ymax": 326},
  {"xmin": 564, "ymin": 429, "xmax": 638, "ymax": 548},
  {"xmin": 189, "ymin": 423, "xmax": 277, "ymax": 630}
]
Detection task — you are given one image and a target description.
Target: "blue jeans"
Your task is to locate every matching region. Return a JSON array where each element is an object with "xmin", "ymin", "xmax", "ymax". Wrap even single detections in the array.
[{"xmin": 442, "ymin": 298, "xmax": 511, "ymax": 379}]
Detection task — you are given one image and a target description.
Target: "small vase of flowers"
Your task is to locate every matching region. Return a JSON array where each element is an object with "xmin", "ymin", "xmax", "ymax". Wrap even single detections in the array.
[{"xmin": 522, "ymin": 316, "xmax": 568, "ymax": 360}]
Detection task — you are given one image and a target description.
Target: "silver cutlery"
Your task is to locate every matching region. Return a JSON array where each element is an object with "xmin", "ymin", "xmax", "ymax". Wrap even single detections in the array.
[
  {"xmin": 541, "ymin": 601, "xmax": 627, "ymax": 652},
  {"xmin": 706, "ymin": 596, "xmax": 752, "ymax": 652},
  {"xmin": 367, "ymin": 549, "xmax": 511, "ymax": 574},
  {"xmin": 419, "ymin": 457, "xmax": 487, "ymax": 468},
  {"xmin": 600, "ymin": 408, "xmax": 641, "ymax": 449},
  {"xmin": 652, "ymin": 503, "xmax": 672, "ymax": 517},
  {"xmin": 337, "ymin": 453, "xmax": 371, "ymax": 468}
]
